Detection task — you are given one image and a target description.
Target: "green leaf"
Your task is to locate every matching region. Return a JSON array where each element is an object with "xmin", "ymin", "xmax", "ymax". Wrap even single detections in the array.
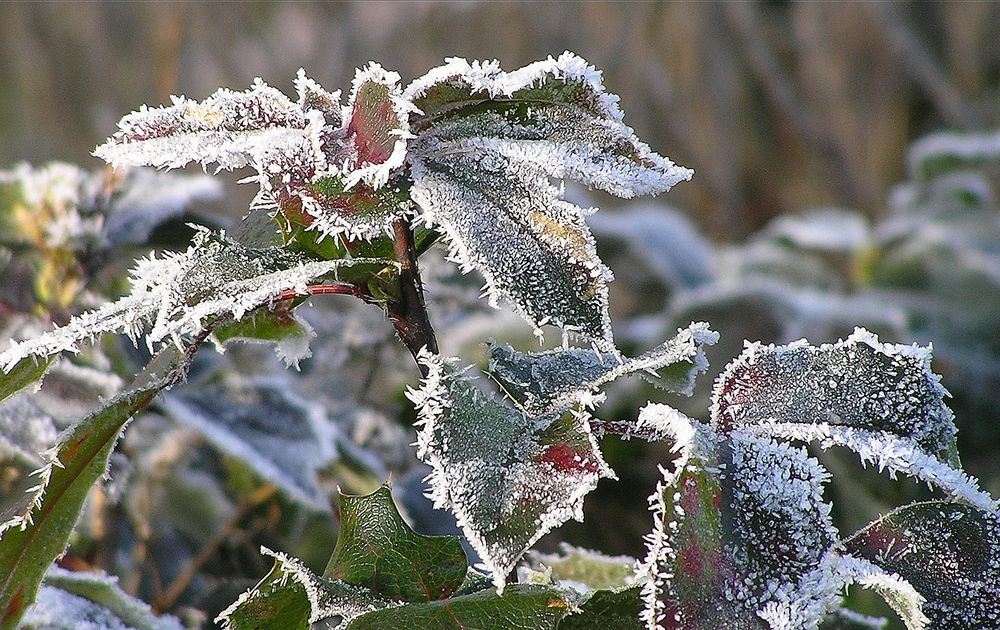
[
  {"xmin": 218, "ymin": 547, "xmax": 391, "ymax": 630},
  {"xmin": 0, "ymin": 379, "xmax": 167, "ymax": 629},
  {"xmin": 560, "ymin": 586, "xmax": 644, "ymax": 630},
  {"xmin": 0, "ymin": 355, "xmax": 53, "ymax": 406},
  {"xmin": 345, "ymin": 584, "xmax": 573, "ymax": 630},
  {"xmin": 219, "ymin": 560, "xmax": 311, "ymax": 630},
  {"xmin": 488, "ymin": 323, "xmax": 717, "ymax": 414},
  {"xmin": 325, "ymin": 485, "xmax": 468, "ymax": 602},
  {"xmin": 843, "ymin": 501, "xmax": 1000, "ymax": 629},
  {"xmin": 410, "ymin": 351, "xmax": 614, "ymax": 591}
]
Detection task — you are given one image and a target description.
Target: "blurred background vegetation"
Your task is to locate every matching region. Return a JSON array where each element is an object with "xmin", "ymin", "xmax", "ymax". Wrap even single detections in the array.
[
  {"xmin": 2, "ymin": 2, "xmax": 999, "ymax": 627},
  {"xmin": 2, "ymin": 1, "xmax": 998, "ymax": 238}
]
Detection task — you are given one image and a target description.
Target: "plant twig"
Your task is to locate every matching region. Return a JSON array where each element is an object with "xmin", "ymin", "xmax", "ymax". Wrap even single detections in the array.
[
  {"xmin": 387, "ymin": 218, "xmax": 438, "ymax": 374},
  {"xmin": 153, "ymin": 483, "xmax": 278, "ymax": 613}
]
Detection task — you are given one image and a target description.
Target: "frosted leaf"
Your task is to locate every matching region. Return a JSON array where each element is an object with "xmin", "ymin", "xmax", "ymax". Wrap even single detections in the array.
[
  {"xmin": 409, "ymin": 350, "xmax": 615, "ymax": 591},
  {"xmin": 22, "ymin": 566, "xmax": 183, "ymax": 630},
  {"xmin": 711, "ymin": 328, "xmax": 957, "ymax": 460},
  {"xmin": 488, "ymin": 322, "xmax": 718, "ymax": 414},
  {"xmin": 408, "ymin": 53, "xmax": 691, "ymax": 346},
  {"xmin": 0, "ymin": 393, "xmax": 58, "ymax": 466},
  {"xmin": 406, "ymin": 52, "xmax": 692, "ymax": 198},
  {"xmin": 217, "ymin": 546, "xmax": 393, "ymax": 629},
  {"xmin": 159, "ymin": 379, "xmax": 345, "ymax": 511},
  {"xmin": 94, "ymin": 78, "xmax": 317, "ymax": 171},
  {"xmin": 634, "ymin": 407, "xmax": 739, "ymax": 628},
  {"xmin": 844, "ymin": 501, "xmax": 1000, "ymax": 629},
  {"xmin": 95, "ymin": 68, "xmax": 411, "ymax": 240},
  {"xmin": 0, "ymin": 228, "xmax": 394, "ymax": 372},
  {"xmin": 637, "ymin": 405, "xmax": 843, "ymax": 629},
  {"xmin": 410, "ymin": 152, "xmax": 614, "ymax": 347}
]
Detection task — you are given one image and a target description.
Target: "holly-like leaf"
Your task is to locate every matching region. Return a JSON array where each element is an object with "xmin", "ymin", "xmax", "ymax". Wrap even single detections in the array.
[
  {"xmin": 0, "ymin": 379, "xmax": 169, "ymax": 629},
  {"xmin": 407, "ymin": 53, "xmax": 691, "ymax": 347},
  {"xmin": 408, "ymin": 350, "xmax": 614, "ymax": 591},
  {"xmin": 21, "ymin": 566, "xmax": 182, "ymax": 630},
  {"xmin": 344, "ymin": 584, "xmax": 574, "ymax": 630},
  {"xmin": 0, "ymin": 229, "xmax": 395, "ymax": 373},
  {"xmin": 560, "ymin": 586, "xmax": 644, "ymax": 630},
  {"xmin": 326, "ymin": 485, "xmax": 468, "ymax": 602},
  {"xmin": 488, "ymin": 322, "xmax": 717, "ymax": 414},
  {"xmin": 844, "ymin": 501, "xmax": 1000, "ymax": 629},
  {"xmin": 218, "ymin": 547, "xmax": 392, "ymax": 630},
  {"xmin": 711, "ymin": 328, "xmax": 997, "ymax": 512}
]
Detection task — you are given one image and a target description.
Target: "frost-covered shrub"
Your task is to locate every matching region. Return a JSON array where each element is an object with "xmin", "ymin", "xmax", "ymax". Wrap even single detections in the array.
[{"xmin": 1, "ymin": 54, "xmax": 998, "ymax": 630}]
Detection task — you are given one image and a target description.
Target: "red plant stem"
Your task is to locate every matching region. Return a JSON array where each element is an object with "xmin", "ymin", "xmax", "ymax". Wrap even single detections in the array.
[{"xmin": 276, "ymin": 283, "xmax": 371, "ymax": 303}]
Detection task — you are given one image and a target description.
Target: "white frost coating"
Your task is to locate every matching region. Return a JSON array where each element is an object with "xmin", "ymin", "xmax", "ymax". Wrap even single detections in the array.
[
  {"xmin": 746, "ymin": 422, "xmax": 998, "ymax": 513},
  {"xmin": 711, "ymin": 327, "xmax": 954, "ymax": 454},
  {"xmin": 755, "ymin": 552, "xmax": 926, "ymax": 630},
  {"xmin": 907, "ymin": 128, "xmax": 1000, "ymax": 179},
  {"xmin": 408, "ymin": 349, "xmax": 614, "ymax": 592},
  {"xmin": 455, "ymin": 130, "xmax": 691, "ymax": 199},
  {"xmin": 0, "ymin": 229, "xmax": 394, "ymax": 372},
  {"xmin": 23, "ymin": 566, "xmax": 184, "ymax": 630},
  {"xmin": 217, "ymin": 546, "xmax": 392, "ymax": 629},
  {"xmin": 405, "ymin": 52, "xmax": 622, "ymax": 121},
  {"xmin": 94, "ymin": 79, "xmax": 317, "ymax": 172},
  {"xmin": 95, "ymin": 68, "xmax": 410, "ymax": 240}
]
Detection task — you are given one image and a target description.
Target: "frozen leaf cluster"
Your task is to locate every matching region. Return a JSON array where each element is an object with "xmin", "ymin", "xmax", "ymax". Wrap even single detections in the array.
[
  {"xmin": 637, "ymin": 330, "xmax": 1000, "ymax": 629},
  {"xmin": 95, "ymin": 67, "xmax": 412, "ymax": 240},
  {"xmin": 408, "ymin": 324, "xmax": 716, "ymax": 591}
]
